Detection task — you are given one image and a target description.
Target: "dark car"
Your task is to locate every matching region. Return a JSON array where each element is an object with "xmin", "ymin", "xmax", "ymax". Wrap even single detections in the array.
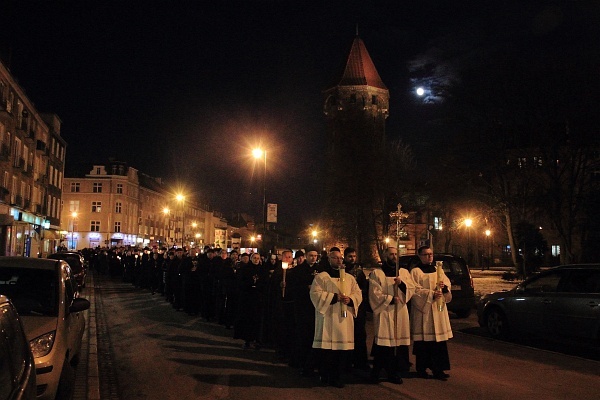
[
  {"xmin": 399, "ymin": 253, "xmax": 476, "ymax": 318},
  {"xmin": 477, "ymin": 264, "xmax": 600, "ymax": 343},
  {"xmin": 48, "ymin": 252, "xmax": 87, "ymax": 289},
  {"xmin": 0, "ymin": 295, "xmax": 36, "ymax": 400}
]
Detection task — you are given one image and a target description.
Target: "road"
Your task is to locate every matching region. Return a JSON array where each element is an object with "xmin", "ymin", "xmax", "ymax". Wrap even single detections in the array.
[{"xmin": 76, "ymin": 271, "xmax": 600, "ymax": 400}]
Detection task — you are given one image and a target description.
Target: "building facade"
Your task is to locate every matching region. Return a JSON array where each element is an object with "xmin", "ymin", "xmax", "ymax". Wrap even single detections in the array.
[
  {"xmin": 0, "ymin": 60, "xmax": 64, "ymax": 257},
  {"xmin": 62, "ymin": 160, "xmax": 227, "ymax": 250}
]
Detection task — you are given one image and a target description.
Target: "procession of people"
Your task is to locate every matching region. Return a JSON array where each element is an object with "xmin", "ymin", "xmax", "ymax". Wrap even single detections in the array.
[{"xmin": 84, "ymin": 243, "xmax": 453, "ymax": 388}]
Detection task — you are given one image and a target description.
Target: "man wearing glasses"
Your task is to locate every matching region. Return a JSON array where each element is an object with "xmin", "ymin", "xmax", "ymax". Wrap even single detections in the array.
[
  {"xmin": 410, "ymin": 245, "xmax": 453, "ymax": 381},
  {"xmin": 310, "ymin": 249, "xmax": 362, "ymax": 388}
]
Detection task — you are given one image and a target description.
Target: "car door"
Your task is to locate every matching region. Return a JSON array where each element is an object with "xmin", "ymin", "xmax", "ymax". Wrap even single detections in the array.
[
  {"xmin": 62, "ymin": 264, "xmax": 84, "ymax": 363},
  {"xmin": 546, "ymin": 268, "xmax": 600, "ymax": 340},
  {"xmin": 508, "ymin": 270, "xmax": 563, "ymax": 336}
]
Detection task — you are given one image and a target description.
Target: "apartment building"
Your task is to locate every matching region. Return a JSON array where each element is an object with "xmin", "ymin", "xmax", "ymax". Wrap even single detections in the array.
[
  {"xmin": 0, "ymin": 60, "xmax": 65, "ymax": 256},
  {"xmin": 62, "ymin": 160, "xmax": 227, "ymax": 250}
]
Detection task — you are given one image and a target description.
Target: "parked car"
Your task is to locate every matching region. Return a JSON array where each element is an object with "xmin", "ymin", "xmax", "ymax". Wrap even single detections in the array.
[
  {"xmin": 0, "ymin": 295, "xmax": 36, "ymax": 400},
  {"xmin": 48, "ymin": 252, "xmax": 87, "ymax": 289},
  {"xmin": 399, "ymin": 253, "xmax": 476, "ymax": 318},
  {"xmin": 477, "ymin": 264, "xmax": 600, "ymax": 343},
  {"xmin": 0, "ymin": 257, "xmax": 90, "ymax": 400}
]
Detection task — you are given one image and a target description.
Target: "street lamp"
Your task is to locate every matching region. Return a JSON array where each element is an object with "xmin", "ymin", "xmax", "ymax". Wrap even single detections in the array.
[
  {"xmin": 163, "ymin": 207, "xmax": 170, "ymax": 248},
  {"xmin": 465, "ymin": 218, "xmax": 473, "ymax": 266},
  {"xmin": 252, "ymin": 148, "xmax": 267, "ymax": 248},
  {"xmin": 485, "ymin": 229, "xmax": 492, "ymax": 270},
  {"xmin": 70, "ymin": 211, "xmax": 78, "ymax": 250},
  {"xmin": 176, "ymin": 194, "xmax": 185, "ymax": 248}
]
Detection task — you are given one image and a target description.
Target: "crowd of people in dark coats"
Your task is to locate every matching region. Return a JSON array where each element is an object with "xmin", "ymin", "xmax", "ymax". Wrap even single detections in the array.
[{"xmin": 83, "ymin": 244, "xmax": 371, "ymax": 381}]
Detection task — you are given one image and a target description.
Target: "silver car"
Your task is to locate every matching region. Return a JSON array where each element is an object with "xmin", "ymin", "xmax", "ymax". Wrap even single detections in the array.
[
  {"xmin": 0, "ymin": 257, "xmax": 90, "ymax": 400},
  {"xmin": 477, "ymin": 264, "xmax": 600, "ymax": 342}
]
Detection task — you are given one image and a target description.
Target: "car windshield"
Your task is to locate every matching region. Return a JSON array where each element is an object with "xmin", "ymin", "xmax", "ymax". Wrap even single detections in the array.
[
  {"xmin": 0, "ymin": 268, "xmax": 58, "ymax": 316},
  {"xmin": 49, "ymin": 254, "xmax": 82, "ymax": 273}
]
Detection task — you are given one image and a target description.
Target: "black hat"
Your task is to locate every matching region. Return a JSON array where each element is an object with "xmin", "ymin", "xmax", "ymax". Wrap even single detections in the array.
[{"xmin": 295, "ymin": 250, "xmax": 305, "ymax": 258}]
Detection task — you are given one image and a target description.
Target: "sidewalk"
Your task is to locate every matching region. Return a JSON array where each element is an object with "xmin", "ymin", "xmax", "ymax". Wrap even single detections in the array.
[{"xmin": 73, "ymin": 272, "xmax": 100, "ymax": 400}]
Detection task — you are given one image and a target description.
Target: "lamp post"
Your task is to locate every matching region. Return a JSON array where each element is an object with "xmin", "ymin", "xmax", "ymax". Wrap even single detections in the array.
[
  {"xmin": 163, "ymin": 207, "xmax": 170, "ymax": 248},
  {"xmin": 176, "ymin": 194, "xmax": 185, "ymax": 248},
  {"xmin": 70, "ymin": 211, "xmax": 78, "ymax": 250},
  {"xmin": 252, "ymin": 148, "xmax": 267, "ymax": 248},
  {"xmin": 465, "ymin": 218, "xmax": 473, "ymax": 266},
  {"xmin": 485, "ymin": 229, "xmax": 492, "ymax": 270}
]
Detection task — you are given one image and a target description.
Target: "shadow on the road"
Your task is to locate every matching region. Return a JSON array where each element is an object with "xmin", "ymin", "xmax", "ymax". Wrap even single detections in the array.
[{"xmin": 459, "ymin": 326, "xmax": 600, "ymax": 363}]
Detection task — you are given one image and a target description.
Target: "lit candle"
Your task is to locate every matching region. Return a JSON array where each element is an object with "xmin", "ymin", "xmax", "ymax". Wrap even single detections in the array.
[
  {"xmin": 339, "ymin": 266, "xmax": 347, "ymax": 318},
  {"xmin": 281, "ymin": 262, "xmax": 289, "ymax": 298},
  {"xmin": 435, "ymin": 261, "xmax": 445, "ymax": 312}
]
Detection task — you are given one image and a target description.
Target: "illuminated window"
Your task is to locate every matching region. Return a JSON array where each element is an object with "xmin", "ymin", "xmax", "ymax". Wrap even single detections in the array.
[
  {"xmin": 91, "ymin": 201, "xmax": 102, "ymax": 212},
  {"xmin": 551, "ymin": 245, "xmax": 560, "ymax": 257}
]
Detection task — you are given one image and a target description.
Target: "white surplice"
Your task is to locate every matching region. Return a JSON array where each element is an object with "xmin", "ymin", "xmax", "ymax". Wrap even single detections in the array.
[{"xmin": 410, "ymin": 267, "xmax": 453, "ymax": 342}]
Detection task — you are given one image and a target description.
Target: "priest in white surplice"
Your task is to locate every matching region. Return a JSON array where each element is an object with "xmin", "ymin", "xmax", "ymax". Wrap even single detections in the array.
[
  {"xmin": 410, "ymin": 245, "xmax": 453, "ymax": 381},
  {"xmin": 368, "ymin": 246, "xmax": 416, "ymax": 384},
  {"xmin": 310, "ymin": 248, "xmax": 362, "ymax": 388}
]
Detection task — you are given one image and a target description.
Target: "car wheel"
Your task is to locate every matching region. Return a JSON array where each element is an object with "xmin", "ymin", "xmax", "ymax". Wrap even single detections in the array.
[
  {"xmin": 485, "ymin": 307, "xmax": 509, "ymax": 339},
  {"xmin": 454, "ymin": 308, "xmax": 472, "ymax": 318}
]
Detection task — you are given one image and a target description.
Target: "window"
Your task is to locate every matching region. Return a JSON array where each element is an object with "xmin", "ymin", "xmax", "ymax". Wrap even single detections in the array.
[
  {"xmin": 551, "ymin": 245, "xmax": 560, "ymax": 257},
  {"xmin": 90, "ymin": 221, "xmax": 100, "ymax": 232},
  {"xmin": 525, "ymin": 272, "xmax": 563, "ymax": 293},
  {"xmin": 116, "ymin": 183, "xmax": 123, "ymax": 194},
  {"xmin": 114, "ymin": 221, "xmax": 121, "ymax": 233},
  {"xmin": 69, "ymin": 200, "xmax": 80, "ymax": 212},
  {"xmin": 91, "ymin": 201, "xmax": 102, "ymax": 212},
  {"xmin": 115, "ymin": 202, "xmax": 122, "ymax": 213},
  {"xmin": 434, "ymin": 217, "xmax": 443, "ymax": 230},
  {"xmin": 93, "ymin": 182, "xmax": 102, "ymax": 193},
  {"xmin": 372, "ymin": 95, "xmax": 378, "ymax": 105},
  {"xmin": 70, "ymin": 182, "xmax": 80, "ymax": 192}
]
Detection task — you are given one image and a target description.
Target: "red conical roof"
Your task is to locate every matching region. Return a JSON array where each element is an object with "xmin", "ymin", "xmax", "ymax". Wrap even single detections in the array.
[{"xmin": 333, "ymin": 36, "xmax": 387, "ymax": 90}]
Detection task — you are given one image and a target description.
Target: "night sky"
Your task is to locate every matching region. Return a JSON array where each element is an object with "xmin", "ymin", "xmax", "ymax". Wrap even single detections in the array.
[{"xmin": 1, "ymin": 1, "xmax": 598, "ymax": 229}]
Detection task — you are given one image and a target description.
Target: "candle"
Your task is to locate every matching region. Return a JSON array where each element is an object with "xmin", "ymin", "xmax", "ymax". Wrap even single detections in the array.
[
  {"xmin": 281, "ymin": 262, "xmax": 289, "ymax": 298},
  {"xmin": 339, "ymin": 267, "xmax": 347, "ymax": 318},
  {"xmin": 435, "ymin": 261, "xmax": 445, "ymax": 312}
]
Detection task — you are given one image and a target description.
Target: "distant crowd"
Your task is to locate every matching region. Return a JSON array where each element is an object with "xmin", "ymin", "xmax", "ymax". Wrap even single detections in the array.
[{"xmin": 81, "ymin": 244, "xmax": 453, "ymax": 388}]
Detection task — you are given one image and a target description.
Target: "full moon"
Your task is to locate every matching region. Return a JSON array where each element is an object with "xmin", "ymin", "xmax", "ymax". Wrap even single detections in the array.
[{"xmin": 416, "ymin": 87, "xmax": 425, "ymax": 96}]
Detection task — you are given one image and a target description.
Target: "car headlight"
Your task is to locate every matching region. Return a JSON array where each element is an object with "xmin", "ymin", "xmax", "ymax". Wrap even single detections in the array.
[{"xmin": 30, "ymin": 331, "xmax": 56, "ymax": 358}]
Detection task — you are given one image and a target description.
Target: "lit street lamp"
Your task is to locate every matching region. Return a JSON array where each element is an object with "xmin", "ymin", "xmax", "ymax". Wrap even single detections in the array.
[
  {"xmin": 465, "ymin": 218, "xmax": 473, "ymax": 266},
  {"xmin": 176, "ymin": 194, "xmax": 185, "ymax": 248},
  {"xmin": 163, "ymin": 207, "xmax": 170, "ymax": 248},
  {"xmin": 70, "ymin": 211, "xmax": 78, "ymax": 250},
  {"xmin": 252, "ymin": 148, "xmax": 267, "ymax": 248}
]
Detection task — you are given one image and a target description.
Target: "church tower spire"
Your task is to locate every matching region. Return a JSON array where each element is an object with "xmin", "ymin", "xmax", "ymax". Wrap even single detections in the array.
[{"xmin": 322, "ymin": 35, "xmax": 390, "ymax": 264}]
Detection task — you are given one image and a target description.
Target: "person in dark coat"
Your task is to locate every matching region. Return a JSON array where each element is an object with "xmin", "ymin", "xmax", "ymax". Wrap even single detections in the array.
[
  {"xmin": 234, "ymin": 253, "xmax": 269, "ymax": 349},
  {"xmin": 199, "ymin": 248, "xmax": 216, "ymax": 321},
  {"xmin": 344, "ymin": 247, "xmax": 370, "ymax": 371},
  {"xmin": 149, "ymin": 251, "xmax": 164, "ymax": 295},
  {"xmin": 288, "ymin": 247, "xmax": 321, "ymax": 376}
]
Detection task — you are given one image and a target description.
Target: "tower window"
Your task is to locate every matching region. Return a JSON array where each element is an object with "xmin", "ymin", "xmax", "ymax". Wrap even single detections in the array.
[{"xmin": 372, "ymin": 95, "xmax": 378, "ymax": 105}]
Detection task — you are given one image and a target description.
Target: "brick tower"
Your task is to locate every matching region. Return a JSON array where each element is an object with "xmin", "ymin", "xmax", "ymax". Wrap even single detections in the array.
[{"xmin": 322, "ymin": 34, "xmax": 389, "ymax": 264}]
